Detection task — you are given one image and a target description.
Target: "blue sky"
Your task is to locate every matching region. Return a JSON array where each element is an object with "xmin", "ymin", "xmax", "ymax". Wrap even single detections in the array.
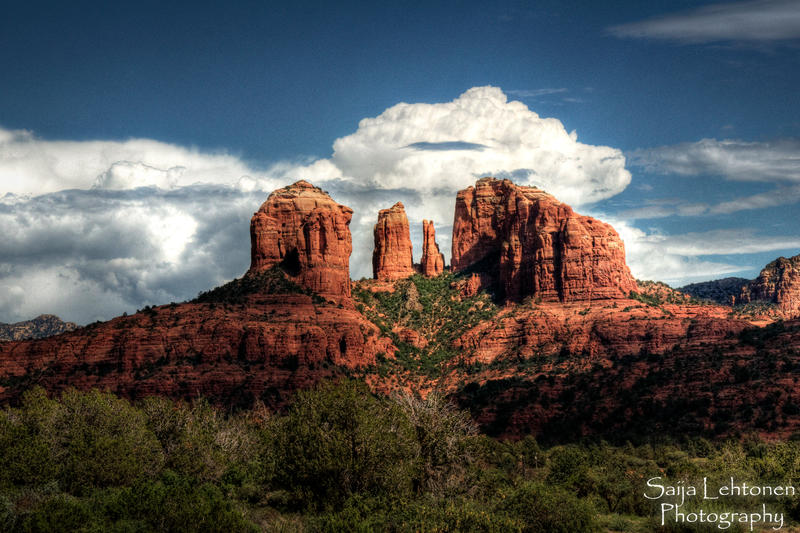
[{"xmin": 1, "ymin": 0, "xmax": 799, "ymax": 323}]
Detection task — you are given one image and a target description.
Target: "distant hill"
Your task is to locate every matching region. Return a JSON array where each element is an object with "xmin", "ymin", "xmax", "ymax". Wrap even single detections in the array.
[
  {"xmin": 0, "ymin": 314, "xmax": 77, "ymax": 341},
  {"xmin": 679, "ymin": 277, "xmax": 750, "ymax": 305}
]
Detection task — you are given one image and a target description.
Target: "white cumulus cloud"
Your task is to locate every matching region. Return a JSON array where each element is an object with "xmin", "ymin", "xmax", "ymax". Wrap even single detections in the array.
[
  {"xmin": 315, "ymin": 86, "xmax": 630, "ymax": 207},
  {"xmin": 603, "ymin": 217, "xmax": 800, "ymax": 285}
]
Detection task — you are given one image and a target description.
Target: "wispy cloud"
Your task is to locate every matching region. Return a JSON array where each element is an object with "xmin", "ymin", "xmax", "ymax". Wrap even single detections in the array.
[
  {"xmin": 629, "ymin": 138, "xmax": 800, "ymax": 183},
  {"xmin": 608, "ymin": 0, "xmax": 800, "ymax": 44},
  {"xmin": 606, "ymin": 219, "xmax": 800, "ymax": 285},
  {"xmin": 608, "ymin": 0, "xmax": 800, "ymax": 45},
  {"xmin": 624, "ymin": 138, "xmax": 800, "ymax": 217},
  {"xmin": 507, "ymin": 88, "xmax": 568, "ymax": 98},
  {"xmin": 618, "ymin": 184, "xmax": 800, "ymax": 220},
  {"xmin": 404, "ymin": 141, "xmax": 488, "ymax": 151}
]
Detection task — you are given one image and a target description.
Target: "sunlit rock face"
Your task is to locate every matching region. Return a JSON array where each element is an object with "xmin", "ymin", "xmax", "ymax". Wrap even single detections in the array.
[
  {"xmin": 420, "ymin": 220, "xmax": 445, "ymax": 278},
  {"xmin": 249, "ymin": 180, "xmax": 353, "ymax": 301},
  {"xmin": 372, "ymin": 202, "xmax": 415, "ymax": 281}
]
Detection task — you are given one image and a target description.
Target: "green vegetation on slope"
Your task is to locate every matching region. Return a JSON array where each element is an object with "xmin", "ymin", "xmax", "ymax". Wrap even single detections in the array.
[
  {"xmin": 353, "ymin": 273, "xmax": 498, "ymax": 377},
  {"xmin": 193, "ymin": 267, "xmax": 324, "ymax": 305},
  {"xmin": 630, "ymin": 280, "xmax": 707, "ymax": 307}
]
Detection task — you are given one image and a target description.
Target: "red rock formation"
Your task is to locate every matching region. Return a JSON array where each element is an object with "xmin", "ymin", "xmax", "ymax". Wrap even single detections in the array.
[
  {"xmin": 448, "ymin": 311, "xmax": 800, "ymax": 440},
  {"xmin": 739, "ymin": 254, "xmax": 800, "ymax": 316},
  {"xmin": 372, "ymin": 202, "xmax": 415, "ymax": 281},
  {"xmin": 420, "ymin": 220, "xmax": 445, "ymax": 277},
  {"xmin": 249, "ymin": 180, "xmax": 353, "ymax": 301},
  {"xmin": 451, "ymin": 177, "xmax": 637, "ymax": 302},
  {"xmin": 452, "ymin": 299, "xmax": 745, "ymax": 364},
  {"xmin": 0, "ymin": 293, "xmax": 393, "ymax": 408},
  {"xmin": 0, "ymin": 179, "xmax": 395, "ymax": 408}
]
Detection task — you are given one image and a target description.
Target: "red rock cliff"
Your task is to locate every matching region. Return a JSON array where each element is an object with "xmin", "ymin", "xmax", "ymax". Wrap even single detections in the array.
[
  {"xmin": 420, "ymin": 220, "xmax": 445, "ymax": 277},
  {"xmin": 451, "ymin": 177, "xmax": 637, "ymax": 302},
  {"xmin": 739, "ymin": 254, "xmax": 800, "ymax": 316},
  {"xmin": 249, "ymin": 180, "xmax": 353, "ymax": 301},
  {"xmin": 372, "ymin": 202, "xmax": 415, "ymax": 281}
]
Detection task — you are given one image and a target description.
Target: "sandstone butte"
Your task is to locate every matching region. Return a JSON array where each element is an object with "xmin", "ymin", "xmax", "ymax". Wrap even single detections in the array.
[
  {"xmin": 420, "ymin": 219, "xmax": 445, "ymax": 277},
  {"xmin": 250, "ymin": 180, "xmax": 353, "ymax": 301},
  {"xmin": 372, "ymin": 202, "xmax": 415, "ymax": 281},
  {"xmin": 451, "ymin": 177, "xmax": 637, "ymax": 302},
  {"xmin": 2, "ymin": 177, "xmax": 800, "ymax": 442},
  {"xmin": 739, "ymin": 254, "xmax": 800, "ymax": 316}
]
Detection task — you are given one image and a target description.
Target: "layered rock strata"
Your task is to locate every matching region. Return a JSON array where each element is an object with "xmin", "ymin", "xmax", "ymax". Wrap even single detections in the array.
[{"xmin": 451, "ymin": 177, "xmax": 637, "ymax": 302}]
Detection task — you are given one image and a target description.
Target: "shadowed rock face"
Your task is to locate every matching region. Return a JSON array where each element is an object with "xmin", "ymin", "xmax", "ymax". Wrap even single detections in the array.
[
  {"xmin": 249, "ymin": 180, "xmax": 353, "ymax": 301},
  {"xmin": 740, "ymin": 254, "xmax": 800, "ymax": 316},
  {"xmin": 420, "ymin": 220, "xmax": 445, "ymax": 277},
  {"xmin": 372, "ymin": 202, "xmax": 415, "ymax": 281},
  {"xmin": 451, "ymin": 177, "xmax": 637, "ymax": 302}
]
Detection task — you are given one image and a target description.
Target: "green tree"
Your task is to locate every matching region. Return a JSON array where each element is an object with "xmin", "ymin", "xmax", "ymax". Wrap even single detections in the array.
[{"xmin": 273, "ymin": 380, "xmax": 419, "ymax": 510}]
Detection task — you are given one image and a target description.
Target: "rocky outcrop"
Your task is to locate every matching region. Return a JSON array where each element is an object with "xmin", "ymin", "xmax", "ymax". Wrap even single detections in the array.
[
  {"xmin": 739, "ymin": 254, "xmax": 800, "ymax": 316},
  {"xmin": 451, "ymin": 177, "xmax": 637, "ymax": 302},
  {"xmin": 372, "ymin": 202, "xmax": 415, "ymax": 281},
  {"xmin": 420, "ymin": 220, "xmax": 445, "ymax": 277},
  {"xmin": 249, "ymin": 180, "xmax": 353, "ymax": 301},
  {"xmin": 0, "ymin": 314, "xmax": 77, "ymax": 341},
  {"xmin": 453, "ymin": 299, "xmax": 744, "ymax": 364}
]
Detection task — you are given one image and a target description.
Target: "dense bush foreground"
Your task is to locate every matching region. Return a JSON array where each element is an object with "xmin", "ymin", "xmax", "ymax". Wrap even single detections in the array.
[{"xmin": 2, "ymin": 382, "xmax": 800, "ymax": 532}]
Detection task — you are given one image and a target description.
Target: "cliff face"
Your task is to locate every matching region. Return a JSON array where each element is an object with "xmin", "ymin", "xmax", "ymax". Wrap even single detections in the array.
[
  {"xmin": 450, "ymin": 316, "xmax": 800, "ymax": 441},
  {"xmin": 451, "ymin": 177, "xmax": 637, "ymax": 302},
  {"xmin": 420, "ymin": 220, "xmax": 445, "ymax": 277},
  {"xmin": 0, "ymin": 292, "xmax": 391, "ymax": 408},
  {"xmin": 0, "ymin": 314, "xmax": 77, "ymax": 341},
  {"xmin": 739, "ymin": 254, "xmax": 800, "ymax": 316},
  {"xmin": 372, "ymin": 202, "xmax": 415, "ymax": 281},
  {"xmin": 249, "ymin": 180, "xmax": 353, "ymax": 301}
]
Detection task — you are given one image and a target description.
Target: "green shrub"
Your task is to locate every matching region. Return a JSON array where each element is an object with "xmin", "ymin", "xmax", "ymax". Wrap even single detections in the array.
[
  {"xmin": 1, "ymin": 387, "xmax": 163, "ymax": 495},
  {"xmin": 497, "ymin": 481, "xmax": 600, "ymax": 532},
  {"xmin": 272, "ymin": 380, "xmax": 419, "ymax": 511},
  {"xmin": 140, "ymin": 397, "xmax": 259, "ymax": 483}
]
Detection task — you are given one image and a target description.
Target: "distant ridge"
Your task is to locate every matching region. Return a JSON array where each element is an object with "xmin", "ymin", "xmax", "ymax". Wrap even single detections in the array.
[
  {"xmin": 0, "ymin": 314, "xmax": 77, "ymax": 341},
  {"xmin": 679, "ymin": 277, "xmax": 750, "ymax": 305}
]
